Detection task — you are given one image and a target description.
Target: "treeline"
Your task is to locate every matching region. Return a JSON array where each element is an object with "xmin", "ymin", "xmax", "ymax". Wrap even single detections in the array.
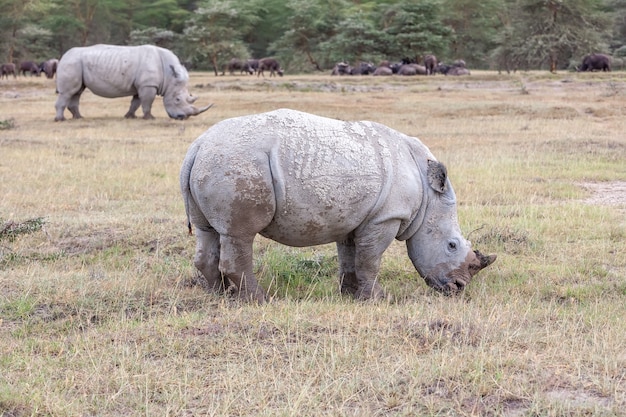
[{"xmin": 1, "ymin": 0, "xmax": 625, "ymax": 73}]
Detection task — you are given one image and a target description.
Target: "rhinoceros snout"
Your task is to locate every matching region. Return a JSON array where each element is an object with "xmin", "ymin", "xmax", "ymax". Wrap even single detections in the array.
[{"xmin": 424, "ymin": 249, "xmax": 497, "ymax": 295}]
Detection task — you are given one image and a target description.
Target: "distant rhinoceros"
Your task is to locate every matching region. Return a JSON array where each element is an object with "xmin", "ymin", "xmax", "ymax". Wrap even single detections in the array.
[
  {"xmin": 180, "ymin": 109, "xmax": 496, "ymax": 303},
  {"xmin": 54, "ymin": 44, "xmax": 212, "ymax": 121}
]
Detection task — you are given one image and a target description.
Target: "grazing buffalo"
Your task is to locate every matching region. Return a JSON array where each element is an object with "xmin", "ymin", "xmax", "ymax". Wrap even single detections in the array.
[
  {"xmin": 41, "ymin": 59, "xmax": 58, "ymax": 79},
  {"xmin": 19, "ymin": 61, "xmax": 41, "ymax": 76},
  {"xmin": 223, "ymin": 58, "xmax": 254, "ymax": 75},
  {"xmin": 577, "ymin": 53, "xmax": 611, "ymax": 72},
  {"xmin": 1, "ymin": 63, "xmax": 16, "ymax": 79},
  {"xmin": 245, "ymin": 59, "xmax": 259, "ymax": 74},
  {"xmin": 424, "ymin": 55, "xmax": 437, "ymax": 75},
  {"xmin": 180, "ymin": 109, "xmax": 496, "ymax": 303},
  {"xmin": 54, "ymin": 44, "xmax": 212, "ymax": 121},
  {"xmin": 257, "ymin": 58, "xmax": 283, "ymax": 77}
]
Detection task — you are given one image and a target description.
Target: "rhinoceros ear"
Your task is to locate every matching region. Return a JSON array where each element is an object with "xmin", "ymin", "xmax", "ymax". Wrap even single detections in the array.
[
  {"xmin": 427, "ymin": 159, "xmax": 448, "ymax": 194},
  {"xmin": 169, "ymin": 64, "xmax": 180, "ymax": 79}
]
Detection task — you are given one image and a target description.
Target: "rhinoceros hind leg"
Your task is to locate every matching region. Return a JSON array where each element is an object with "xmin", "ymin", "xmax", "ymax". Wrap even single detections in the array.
[
  {"xmin": 219, "ymin": 235, "xmax": 267, "ymax": 303},
  {"xmin": 125, "ymin": 95, "xmax": 141, "ymax": 119},
  {"xmin": 337, "ymin": 240, "xmax": 358, "ymax": 295},
  {"xmin": 193, "ymin": 228, "xmax": 228, "ymax": 293}
]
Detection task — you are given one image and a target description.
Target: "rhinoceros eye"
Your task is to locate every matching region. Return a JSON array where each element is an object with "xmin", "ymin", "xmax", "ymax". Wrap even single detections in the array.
[{"xmin": 448, "ymin": 241, "xmax": 457, "ymax": 251}]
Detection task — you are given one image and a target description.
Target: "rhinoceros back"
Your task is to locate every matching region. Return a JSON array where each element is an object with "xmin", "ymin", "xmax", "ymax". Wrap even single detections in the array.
[
  {"xmin": 190, "ymin": 109, "xmax": 425, "ymax": 245},
  {"xmin": 57, "ymin": 45, "xmax": 166, "ymax": 98}
]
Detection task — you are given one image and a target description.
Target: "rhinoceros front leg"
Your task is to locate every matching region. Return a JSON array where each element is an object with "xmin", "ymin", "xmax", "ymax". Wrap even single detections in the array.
[
  {"xmin": 125, "ymin": 86, "xmax": 156, "ymax": 119},
  {"xmin": 219, "ymin": 235, "xmax": 267, "ymax": 303},
  {"xmin": 193, "ymin": 227, "xmax": 228, "ymax": 293},
  {"xmin": 337, "ymin": 236, "xmax": 386, "ymax": 301}
]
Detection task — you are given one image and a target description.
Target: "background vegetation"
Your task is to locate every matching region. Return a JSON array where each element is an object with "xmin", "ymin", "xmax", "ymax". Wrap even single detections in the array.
[
  {"xmin": 0, "ymin": 70, "xmax": 625, "ymax": 415},
  {"xmin": 1, "ymin": 0, "xmax": 626, "ymax": 73}
]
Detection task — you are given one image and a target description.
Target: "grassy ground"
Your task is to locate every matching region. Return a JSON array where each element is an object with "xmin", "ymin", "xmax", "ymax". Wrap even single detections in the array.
[{"xmin": 1, "ymin": 71, "xmax": 625, "ymax": 416}]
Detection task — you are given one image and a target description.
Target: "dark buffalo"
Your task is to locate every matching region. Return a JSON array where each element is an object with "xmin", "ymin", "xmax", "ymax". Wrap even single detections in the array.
[
  {"xmin": 41, "ymin": 59, "xmax": 58, "ymax": 79},
  {"xmin": 434, "ymin": 63, "xmax": 451, "ymax": 74},
  {"xmin": 435, "ymin": 60, "xmax": 468, "ymax": 75},
  {"xmin": 578, "ymin": 53, "xmax": 611, "ymax": 72},
  {"xmin": 424, "ymin": 55, "xmax": 437, "ymax": 75},
  {"xmin": 19, "ymin": 61, "xmax": 41, "ymax": 76},
  {"xmin": 1, "ymin": 63, "xmax": 16, "ymax": 79},
  {"xmin": 349, "ymin": 62, "xmax": 375, "ymax": 75},
  {"xmin": 390, "ymin": 62, "xmax": 404, "ymax": 74},
  {"xmin": 257, "ymin": 58, "xmax": 283, "ymax": 77},
  {"xmin": 331, "ymin": 62, "xmax": 351, "ymax": 75}
]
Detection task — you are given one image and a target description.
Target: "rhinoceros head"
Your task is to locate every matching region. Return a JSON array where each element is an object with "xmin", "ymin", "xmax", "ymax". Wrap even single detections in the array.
[
  {"xmin": 163, "ymin": 65, "xmax": 213, "ymax": 120},
  {"xmin": 407, "ymin": 160, "xmax": 496, "ymax": 293}
]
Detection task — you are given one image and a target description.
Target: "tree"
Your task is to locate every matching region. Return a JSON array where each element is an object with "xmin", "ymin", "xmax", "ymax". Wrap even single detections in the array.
[
  {"xmin": 379, "ymin": 0, "xmax": 452, "ymax": 62},
  {"xmin": 441, "ymin": 0, "xmax": 504, "ymax": 67},
  {"xmin": 244, "ymin": 0, "xmax": 290, "ymax": 59},
  {"xmin": 270, "ymin": 0, "xmax": 349, "ymax": 71},
  {"xmin": 320, "ymin": 9, "xmax": 389, "ymax": 64},
  {"xmin": 181, "ymin": 0, "xmax": 260, "ymax": 74},
  {"xmin": 0, "ymin": 0, "xmax": 49, "ymax": 61},
  {"xmin": 497, "ymin": 0, "xmax": 612, "ymax": 72}
]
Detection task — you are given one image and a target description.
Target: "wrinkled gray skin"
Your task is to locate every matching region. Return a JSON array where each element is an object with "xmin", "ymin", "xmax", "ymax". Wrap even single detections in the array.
[
  {"xmin": 54, "ymin": 44, "xmax": 212, "ymax": 121},
  {"xmin": 180, "ymin": 109, "xmax": 496, "ymax": 303}
]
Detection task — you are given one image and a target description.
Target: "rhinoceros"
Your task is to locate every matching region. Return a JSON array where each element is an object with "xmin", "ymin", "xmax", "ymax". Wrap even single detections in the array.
[
  {"xmin": 54, "ymin": 44, "xmax": 212, "ymax": 121},
  {"xmin": 180, "ymin": 109, "xmax": 496, "ymax": 302}
]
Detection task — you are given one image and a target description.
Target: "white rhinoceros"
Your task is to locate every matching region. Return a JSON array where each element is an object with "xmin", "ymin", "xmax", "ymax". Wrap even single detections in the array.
[
  {"xmin": 54, "ymin": 44, "xmax": 212, "ymax": 121},
  {"xmin": 180, "ymin": 109, "xmax": 496, "ymax": 302}
]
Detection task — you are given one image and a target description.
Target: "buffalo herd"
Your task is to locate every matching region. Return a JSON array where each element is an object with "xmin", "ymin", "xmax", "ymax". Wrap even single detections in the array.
[
  {"xmin": 1, "ymin": 58, "xmax": 58, "ymax": 79},
  {"xmin": 1, "ymin": 52, "xmax": 614, "ymax": 82},
  {"xmin": 331, "ymin": 56, "xmax": 471, "ymax": 77}
]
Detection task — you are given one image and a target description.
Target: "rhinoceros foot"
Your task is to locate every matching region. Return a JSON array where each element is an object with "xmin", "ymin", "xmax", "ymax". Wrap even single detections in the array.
[
  {"xmin": 354, "ymin": 282, "xmax": 386, "ymax": 301},
  {"xmin": 194, "ymin": 272, "xmax": 230, "ymax": 294}
]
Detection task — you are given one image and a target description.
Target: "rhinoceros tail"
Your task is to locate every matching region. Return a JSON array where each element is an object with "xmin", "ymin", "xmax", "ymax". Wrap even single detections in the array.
[{"xmin": 180, "ymin": 140, "xmax": 201, "ymax": 236}]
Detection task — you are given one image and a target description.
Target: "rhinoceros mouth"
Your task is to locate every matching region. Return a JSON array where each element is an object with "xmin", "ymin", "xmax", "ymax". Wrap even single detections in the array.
[
  {"xmin": 425, "ymin": 275, "xmax": 467, "ymax": 295},
  {"xmin": 424, "ymin": 249, "xmax": 497, "ymax": 295}
]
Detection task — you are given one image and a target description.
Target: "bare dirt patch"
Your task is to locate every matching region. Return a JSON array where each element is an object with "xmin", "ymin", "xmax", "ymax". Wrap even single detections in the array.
[{"xmin": 578, "ymin": 181, "xmax": 626, "ymax": 207}]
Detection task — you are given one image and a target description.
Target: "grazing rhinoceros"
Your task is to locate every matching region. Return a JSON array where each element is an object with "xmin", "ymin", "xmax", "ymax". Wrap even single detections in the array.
[
  {"xmin": 180, "ymin": 109, "xmax": 496, "ymax": 303},
  {"xmin": 54, "ymin": 44, "xmax": 212, "ymax": 121}
]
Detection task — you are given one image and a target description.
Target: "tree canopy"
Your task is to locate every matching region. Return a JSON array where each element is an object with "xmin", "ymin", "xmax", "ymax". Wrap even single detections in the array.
[{"xmin": 0, "ymin": 0, "xmax": 623, "ymax": 72}]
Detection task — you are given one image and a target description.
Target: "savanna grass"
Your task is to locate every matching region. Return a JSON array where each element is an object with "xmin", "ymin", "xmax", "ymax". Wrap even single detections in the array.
[{"xmin": 1, "ymin": 71, "xmax": 625, "ymax": 416}]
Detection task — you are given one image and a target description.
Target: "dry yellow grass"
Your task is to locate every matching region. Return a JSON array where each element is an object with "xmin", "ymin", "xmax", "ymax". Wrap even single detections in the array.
[{"xmin": 1, "ymin": 71, "xmax": 625, "ymax": 416}]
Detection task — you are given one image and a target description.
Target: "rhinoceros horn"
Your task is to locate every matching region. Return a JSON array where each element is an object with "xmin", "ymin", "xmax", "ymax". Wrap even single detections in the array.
[
  {"xmin": 190, "ymin": 103, "xmax": 213, "ymax": 116},
  {"xmin": 187, "ymin": 95, "xmax": 198, "ymax": 104}
]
